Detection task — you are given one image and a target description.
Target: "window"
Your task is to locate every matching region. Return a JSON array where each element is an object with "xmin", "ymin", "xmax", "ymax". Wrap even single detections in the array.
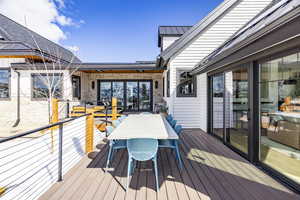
[
  {"xmin": 72, "ymin": 75, "xmax": 81, "ymax": 99},
  {"xmin": 0, "ymin": 69, "xmax": 10, "ymax": 99},
  {"xmin": 177, "ymin": 71, "xmax": 196, "ymax": 97},
  {"xmin": 32, "ymin": 73, "xmax": 63, "ymax": 100},
  {"xmin": 167, "ymin": 70, "xmax": 170, "ymax": 97},
  {"xmin": 259, "ymin": 52, "xmax": 300, "ymax": 185}
]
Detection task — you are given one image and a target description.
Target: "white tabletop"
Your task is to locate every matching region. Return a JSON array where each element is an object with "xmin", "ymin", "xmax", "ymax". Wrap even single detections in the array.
[{"xmin": 107, "ymin": 114, "xmax": 179, "ymax": 140}]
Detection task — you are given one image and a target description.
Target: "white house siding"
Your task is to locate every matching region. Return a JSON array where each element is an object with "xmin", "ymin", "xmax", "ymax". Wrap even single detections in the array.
[
  {"xmin": 162, "ymin": 36, "xmax": 180, "ymax": 51},
  {"xmin": 165, "ymin": 0, "xmax": 272, "ymax": 128},
  {"xmin": 0, "ymin": 59, "xmax": 74, "ymax": 136},
  {"xmin": 0, "ymin": 116, "xmax": 97, "ymax": 200}
]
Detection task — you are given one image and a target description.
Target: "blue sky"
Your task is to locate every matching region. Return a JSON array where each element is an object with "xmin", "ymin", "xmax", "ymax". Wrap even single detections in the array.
[{"xmin": 60, "ymin": 0, "xmax": 223, "ymax": 62}]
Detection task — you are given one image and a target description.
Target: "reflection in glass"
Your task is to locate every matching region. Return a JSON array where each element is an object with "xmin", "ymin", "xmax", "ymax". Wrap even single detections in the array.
[
  {"xmin": 112, "ymin": 82, "xmax": 124, "ymax": 109},
  {"xmin": 212, "ymin": 74, "xmax": 224, "ymax": 138},
  {"xmin": 260, "ymin": 52, "xmax": 300, "ymax": 184},
  {"xmin": 126, "ymin": 82, "xmax": 138, "ymax": 111},
  {"xmin": 32, "ymin": 74, "xmax": 63, "ymax": 99},
  {"xmin": 139, "ymin": 82, "xmax": 151, "ymax": 110},
  {"xmin": 0, "ymin": 69, "xmax": 10, "ymax": 98},
  {"xmin": 225, "ymin": 68, "xmax": 248, "ymax": 153},
  {"xmin": 100, "ymin": 82, "xmax": 111, "ymax": 104}
]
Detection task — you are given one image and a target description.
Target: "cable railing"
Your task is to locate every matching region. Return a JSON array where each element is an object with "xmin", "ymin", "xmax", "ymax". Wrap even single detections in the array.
[{"xmin": 0, "ymin": 113, "xmax": 94, "ymax": 200}]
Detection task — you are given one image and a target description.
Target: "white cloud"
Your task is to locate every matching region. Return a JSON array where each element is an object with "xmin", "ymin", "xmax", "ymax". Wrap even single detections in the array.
[
  {"xmin": 66, "ymin": 45, "xmax": 79, "ymax": 52},
  {"xmin": 0, "ymin": 0, "xmax": 75, "ymax": 43}
]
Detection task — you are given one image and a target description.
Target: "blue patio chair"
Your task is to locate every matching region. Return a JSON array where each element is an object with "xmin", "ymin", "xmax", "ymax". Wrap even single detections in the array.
[
  {"xmin": 105, "ymin": 126, "xmax": 126, "ymax": 169},
  {"xmin": 127, "ymin": 139, "xmax": 159, "ymax": 191},
  {"xmin": 158, "ymin": 124, "xmax": 183, "ymax": 169},
  {"xmin": 112, "ymin": 119, "xmax": 121, "ymax": 128},
  {"xmin": 119, "ymin": 115, "xmax": 127, "ymax": 121},
  {"xmin": 170, "ymin": 119, "xmax": 177, "ymax": 128},
  {"xmin": 166, "ymin": 114, "xmax": 173, "ymax": 123}
]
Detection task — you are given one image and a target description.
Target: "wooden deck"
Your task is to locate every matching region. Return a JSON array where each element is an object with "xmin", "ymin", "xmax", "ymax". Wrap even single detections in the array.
[{"xmin": 39, "ymin": 130, "xmax": 299, "ymax": 200}]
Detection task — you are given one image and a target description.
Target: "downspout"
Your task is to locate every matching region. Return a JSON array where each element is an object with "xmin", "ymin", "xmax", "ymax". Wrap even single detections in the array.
[{"xmin": 12, "ymin": 70, "xmax": 20, "ymax": 127}]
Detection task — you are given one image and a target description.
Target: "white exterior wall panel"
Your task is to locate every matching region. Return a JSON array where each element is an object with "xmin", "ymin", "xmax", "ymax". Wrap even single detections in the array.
[{"xmin": 167, "ymin": 0, "xmax": 272, "ymax": 128}]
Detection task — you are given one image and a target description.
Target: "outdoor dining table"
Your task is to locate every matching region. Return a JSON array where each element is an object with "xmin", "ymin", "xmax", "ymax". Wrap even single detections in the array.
[{"xmin": 107, "ymin": 114, "xmax": 179, "ymax": 140}]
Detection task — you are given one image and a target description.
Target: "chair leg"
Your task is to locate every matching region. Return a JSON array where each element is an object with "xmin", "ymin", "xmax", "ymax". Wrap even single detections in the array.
[
  {"xmin": 127, "ymin": 157, "xmax": 133, "ymax": 191},
  {"xmin": 106, "ymin": 146, "xmax": 113, "ymax": 169},
  {"xmin": 175, "ymin": 141, "xmax": 183, "ymax": 169},
  {"xmin": 153, "ymin": 156, "xmax": 159, "ymax": 192}
]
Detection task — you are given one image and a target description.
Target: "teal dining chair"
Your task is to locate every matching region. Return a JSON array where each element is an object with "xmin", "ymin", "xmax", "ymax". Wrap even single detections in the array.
[
  {"xmin": 140, "ymin": 112, "xmax": 152, "ymax": 114},
  {"xmin": 112, "ymin": 119, "xmax": 121, "ymax": 128},
  {"xmin": 166, "ymin": 114, "xmax": 173, "ymax": 123},
  {"xmin": 105, "ymin": 126, "xmax": 127, "ymax": 169},
  {"xmin": 158, "ymin": 125, "xmax": 183, "ymax": 169},
  {"xmin": 127, "ymin": 139, "xmax": 159, "ymax": 191},
  {"xmin": 170, "ymin": 119, "xmax": 177, "ymax": 128}
]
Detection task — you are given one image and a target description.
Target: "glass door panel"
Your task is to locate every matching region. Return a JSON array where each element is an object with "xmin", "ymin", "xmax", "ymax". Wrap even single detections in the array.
[
  {"xmin": 99, "ymin": 82, "xmax": 112, "ymax": 104},
  {"xmin": 225, "ymin": 67, "xmax": 249, "ymax": 154},
  {"xmin": 112, "ymin": 82, "xmax": 125, "ymax": 110},
  {"xmin": 212, "ymin": 74, "xmax": 224, "ymax": 138},
  {"xmin": 139, "ymin": 81, "xmax": 151, "ymax": 111},
  {"xmin": 126, "ymin": 82, "xmax": 138, "ymax": 111}
]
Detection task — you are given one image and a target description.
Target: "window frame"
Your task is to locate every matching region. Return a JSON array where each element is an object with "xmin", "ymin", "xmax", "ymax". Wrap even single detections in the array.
[
  {"xmin": 0, "ymin": 68, "xmax": 11, "ymax": 101},
  {"xmin": 72, "ymin": 75, "xmax": 81, "ymax": 100},
  {"xmin": 176, "ymin": 70, "xmax": 197, "ymax": 97},
  {"xmin": 167, "ymin": 70, "xmax": 170, "ymax": 97},
  {"xmin": 31, "ymin": 73, "xmax": 64, "ymax": 101}
]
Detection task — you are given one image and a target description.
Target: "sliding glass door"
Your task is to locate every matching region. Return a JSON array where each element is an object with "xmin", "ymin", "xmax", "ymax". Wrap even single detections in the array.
[
  {"xmin": 225, "ymin": 67, "xmax": 249, "ymax": 154},
  {"xmin": 98, "ymin": 80, "xmax": 152, "ymax": 112}
]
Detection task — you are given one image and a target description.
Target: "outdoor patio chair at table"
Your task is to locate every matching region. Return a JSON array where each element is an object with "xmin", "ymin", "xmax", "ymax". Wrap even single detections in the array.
[
  {"xmin": 166, "ymin": 114, "xmax": 173, "ymax": 123},
  {"xmin": 127, "ymin": 138, "xmax": 159, "ymax": 191},
  {"xmin": 105, "ymin": 126, "xmax": 127, "ymax": 169},
  {"xmin": 112, "ymin": 119, "xmax": 121, "ymax": 128},
  {"xmin": 158, "ymin": 125, "xmax": 183, "ymax": 169},
  {"xmin": 170, "ymin": 119, "xmax": 177, "ymax": 128}
]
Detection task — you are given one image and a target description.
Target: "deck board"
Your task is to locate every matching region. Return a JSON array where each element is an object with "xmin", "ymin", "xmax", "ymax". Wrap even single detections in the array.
[{"xmin": 39, "ymin": 129, "xmax": 299, "ymax": 200}]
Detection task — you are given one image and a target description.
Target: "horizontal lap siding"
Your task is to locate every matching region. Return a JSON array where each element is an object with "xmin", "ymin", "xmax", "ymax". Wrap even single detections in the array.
[
  {"xmin": 169, "ymin": 0, "xmax": 272, "ymax": 128},
  {"xmin": 0, "ymin": 117, "xmax": 87, "ymax": 200}
]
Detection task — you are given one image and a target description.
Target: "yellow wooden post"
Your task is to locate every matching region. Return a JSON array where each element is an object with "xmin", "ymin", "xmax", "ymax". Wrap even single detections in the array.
[
  {"xmin": 85, "ymin": 112, "xmax": 94, "ymax": 153},
  {"xmin": 50, "ymin": 98, "xmax": 59, "ymax": 153},
  {"xmin": 0, "ymin": 187, "xmax": 6, "ymax": 197},
  {"xmin": 112, "ymin": 97, "xmax": 117, "ymax": 120}
]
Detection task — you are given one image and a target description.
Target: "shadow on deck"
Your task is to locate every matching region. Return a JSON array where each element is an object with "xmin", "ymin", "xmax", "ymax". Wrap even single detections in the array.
[{"xmin": 39, "ymin": 130, "xmax": 299, "ymax": 200}]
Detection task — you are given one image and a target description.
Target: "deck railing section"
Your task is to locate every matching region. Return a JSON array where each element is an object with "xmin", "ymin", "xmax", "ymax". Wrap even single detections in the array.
[{"xmin": 0, "ymin": 113, "xmax": 96, "ymax": 200}]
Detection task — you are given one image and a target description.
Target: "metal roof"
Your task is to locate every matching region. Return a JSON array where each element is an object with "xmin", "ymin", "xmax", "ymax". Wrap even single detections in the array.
[
  {"xmin": 11, "ymin": 61, "xmax": 162, "ymax": 71},
  {"xmin": 158, "ymin": 0, "xmax": 239, "ymax": 66},
  {"xmin": 158, "ymin": 26, "xmax": 192, "ymax": 47},
  {"xmin": 191, "ymin": 0, "xmax": 300, "ymax": 74},
  {"xmin": 0, "ymin": 14, "xmax": 81, "ymax": 63}
]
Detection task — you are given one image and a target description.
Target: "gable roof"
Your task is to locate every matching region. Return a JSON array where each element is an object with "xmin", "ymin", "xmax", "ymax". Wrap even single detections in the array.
[
  {"xmin": 158, "ymin": 0, "xmax": 239, "ymax": 66},
  {"xmin": 0, "ymin": 14, "xmax": 81, "ymax": 63},
  {"xmin": 191, "ymin": 0, "xmax": 300, "ymax": 74},
  {"xmin": 158, "ymin": 26, "xmax": 192, "ymax": 47}
]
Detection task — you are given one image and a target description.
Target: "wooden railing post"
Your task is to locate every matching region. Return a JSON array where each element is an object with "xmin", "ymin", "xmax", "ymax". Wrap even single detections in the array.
[
  {"xmin": 112, "ymin": 97, "xmax": 117, "ymax": 120},
  {"xmin": 51, "ymin": 98, "xmax": 59, "ymax": 125},
  {"xmin": 85, "ymin": 113, "xmax": 94, "ymax": 153}
]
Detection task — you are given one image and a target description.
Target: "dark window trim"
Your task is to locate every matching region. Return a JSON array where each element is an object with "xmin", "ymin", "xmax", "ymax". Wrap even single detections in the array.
[
  {"xmin": 162, "ymin": 77, "xmax": 165, "ymax": 97},
  {"xmin": 176, "ymin": 74, "xmax": 197, "ymax": 97},
  {"xmin": 72, "ymin": 75, "xmax": 81, "ymax": 100},
  {"xmin": 0, "ymin": 68, "xmax": 11, "ymax": 101},
  {"xmin": 97, "ymin": 79, "xmax": 153, "ymax": 112},
  {"xmin": 31, "ymin": 73, "xmax": 64, "ymax": 101},
  {"xmin": 167, "ymin": 70, "xmax": 170, "ymax": 97}
]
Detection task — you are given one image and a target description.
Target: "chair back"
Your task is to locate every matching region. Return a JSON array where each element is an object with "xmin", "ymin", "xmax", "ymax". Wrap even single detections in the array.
[
  {"xmin": 112, "ymin": 119, "xmax": 121, "ymax": 127},
  {"xmin": 105, "ymin": 126, "xmax": 114, "ymax": 136},
  {"xmin": 174, "ymin": 125, "xmax": 182, "ymax": 136},
  {"xmin": 127, "ymin": 139, "xmax": 158, "ymax": 161},
  {"xmin": 170, "ymin": 119, "xmax": 177, "ymax": 128},
  {"xmin": 166, "ymin": 114, "xmax": 173, "ymax": 122}
]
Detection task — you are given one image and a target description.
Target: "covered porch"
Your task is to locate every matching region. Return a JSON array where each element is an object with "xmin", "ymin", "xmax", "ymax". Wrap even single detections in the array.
[{"xmin": 39, "ymin": 129, "xmax": 298, "ymax": 200}]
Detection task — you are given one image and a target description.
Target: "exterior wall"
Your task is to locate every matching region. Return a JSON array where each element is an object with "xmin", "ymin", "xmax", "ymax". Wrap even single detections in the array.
[
  {"xmin": 165, "ymin": 0, "xmax": 272, "ymax": 128},
  {"xmin": 82, "ymin": 72, "xmax": 164, "ymax": 107},
  {"xmin": 0, "ymin": 58, "xmax": 75, "ymax": 135},
  {"xmin": 161, "ymin": 36, "xmax": 180, "ymax": 51}
]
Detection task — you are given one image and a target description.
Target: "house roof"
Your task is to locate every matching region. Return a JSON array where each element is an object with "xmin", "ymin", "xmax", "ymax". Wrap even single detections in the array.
[
  {"xmin": 0, "ymin": 14, "xmax": 81, "ymax": 63},
  {"xmin": 158, "ymin": 0, "xmax": 239, "ymax": 66},
  {"xmin": 191, "ymin": 0, "xmax": 300, "ymax": 74},
  {"xmin": 158, "ymin": 26, "xmax": 192, "ymax": 47},
  {"xmin": 11, "ymin": 61, "xmax": 162, "ymax": 71}
]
